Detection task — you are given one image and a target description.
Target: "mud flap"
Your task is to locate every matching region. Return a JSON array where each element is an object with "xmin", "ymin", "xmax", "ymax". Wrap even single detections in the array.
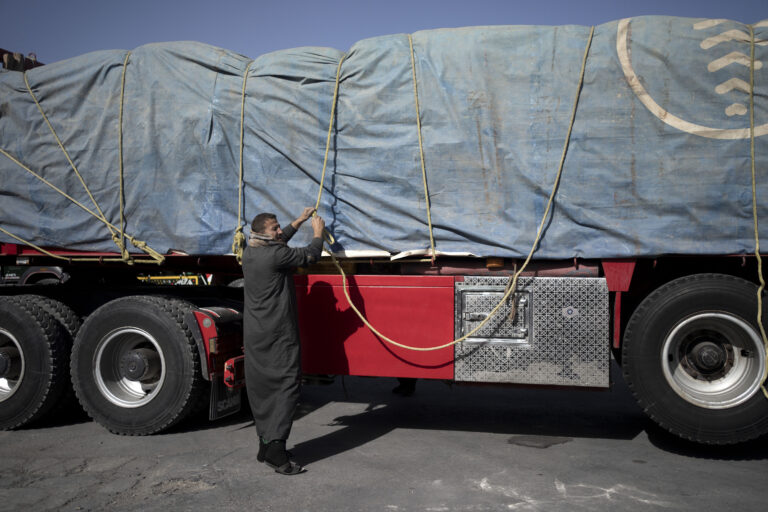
[{"xmin": 208, "ymin": 377, "xmax": 241, "ymax": 420}]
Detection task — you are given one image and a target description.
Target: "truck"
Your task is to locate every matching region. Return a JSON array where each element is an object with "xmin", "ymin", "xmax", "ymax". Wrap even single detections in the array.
[{"xmin": 1, "ymin": 15, "xmax": 767, "ymax": 445}]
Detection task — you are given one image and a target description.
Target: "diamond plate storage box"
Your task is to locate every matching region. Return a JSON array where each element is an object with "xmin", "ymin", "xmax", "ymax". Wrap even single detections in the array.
[{"xmin": 454, "ymin": 276, "xmax": 610, "ymax": 387}]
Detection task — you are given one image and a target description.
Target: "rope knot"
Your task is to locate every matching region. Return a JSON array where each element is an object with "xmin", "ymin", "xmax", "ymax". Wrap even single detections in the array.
[
  {"xmin": 110, "ymin": 233, "xmax": 133, "ymax": 264},
  {"xmin": 128, "ymin": 236, "xmax": 165, "ymax": 264},
  {"xmin": 232, "ymin": 226, "xmax": 246, "ymax": 265}
]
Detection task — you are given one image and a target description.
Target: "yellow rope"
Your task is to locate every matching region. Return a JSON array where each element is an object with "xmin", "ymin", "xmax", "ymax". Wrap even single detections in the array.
[
  {"xmin": 23, "ymin": 72, "xmax": 119, "ymax": 247},
  {"xmin": 320, "ymin": 26, "xmax": 594, "ymax": 351},
  {"xmin": 315, "ymin": 53, "xmax": 347, "ymax": 246},
  {"xmin": 0, "ymin": 226, "xmax": 70, "ymax": 263},
  {"xmin": 117, "ymin": 52, "xmax": 131, "ymax": 263},
  {"xmin": 0, "ymin": 147, "xmax": 164, "ymax": 264},
  {"xmin": 9, "ymin": 65, "xmax": 164, "ymax": 264},
  {"xmin": 311, "ymin": 54, "xmax": 348, "ymax": 246},
  {"xmin": 407, "ymin": 34, "xmax": 437, "ymax": 265},
  {"xmin": 233, "ymin": 60, "xmax": 255, "ymax": 264},
  {"xmin": 315, "ymin": 55, "xmax": 346, "ymax": 212},
  {"xmin": 748, "ymin": 26, "xmax": 768, "ymax": 399},
  {"xmin": 0, "ymin": 225, "xmax": 143, "ymax": 263},
  {"xmin": 0, "ymin": 148, "xmax": 121, "ymax": 225}
]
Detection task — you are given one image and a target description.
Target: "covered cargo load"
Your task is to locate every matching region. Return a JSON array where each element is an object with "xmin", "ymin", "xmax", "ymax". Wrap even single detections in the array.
[{"xmin": 0, "ymin": 16, "xmax": 766, "ymax": 260}]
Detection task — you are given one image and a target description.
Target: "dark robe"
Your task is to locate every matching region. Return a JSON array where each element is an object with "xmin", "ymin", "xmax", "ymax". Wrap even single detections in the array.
[{"xmin": 242, "ymin": 224, "xmax": 323, "ymax": 442}]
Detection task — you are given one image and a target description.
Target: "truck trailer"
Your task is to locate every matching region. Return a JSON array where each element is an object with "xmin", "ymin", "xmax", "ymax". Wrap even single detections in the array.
[{"xmin": 1, "ymin": 16, "xmax": 767, "ymax": 444}]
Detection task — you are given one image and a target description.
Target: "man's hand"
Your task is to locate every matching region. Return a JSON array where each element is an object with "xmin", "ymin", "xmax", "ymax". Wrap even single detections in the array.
[
  {"xmin": 298, "ymin": 207, "xmax": 315, "ymax": 223},
  {"xmin": 291, "ymin": 207, "xmax": 316, "ymax": 230},
  {"xmin": 311, "ymin": 215, "xmax": 325, "ymax": 238}
]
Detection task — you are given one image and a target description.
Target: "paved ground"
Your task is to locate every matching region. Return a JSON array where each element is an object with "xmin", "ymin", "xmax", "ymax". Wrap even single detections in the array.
[{"xmin": 2, "ymin": 362, "xmax": 767, "ymax": 512}]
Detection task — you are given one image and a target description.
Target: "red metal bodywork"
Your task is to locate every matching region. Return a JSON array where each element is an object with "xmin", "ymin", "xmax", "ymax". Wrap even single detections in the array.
[
  {"xmin": 224, "ymin": 356, "xmax": 245, "ymax": 388},
  {"xmin": 601, "ymin": 259, "xmax": 636, "ymax": 348},
  {"xmin": 602, "ymin": 260, "xmax": 636, "ymax": 292},
  {"xmin": 296, "ymin": 274, "xmax": 455, "ymax": 379},
  {"xmin": 0, "ymin": 243, "xmax": 121, "ymax": 258},
  {"xmin": 188, "ymin": 308, "xmax": 243, "ymax": 382},
  {"xmin": 5, "ymin": 236, "xmax": 644, "ymax": 364}
]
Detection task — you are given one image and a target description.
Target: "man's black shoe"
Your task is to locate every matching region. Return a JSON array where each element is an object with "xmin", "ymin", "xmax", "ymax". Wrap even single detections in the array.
[
  {"xmin": 263, "ymin": 440, "xmax": 305, "ymax": 475},
  {"xmin": 257, "ymin": 438, "xmax": 267, "ymax": 462}
]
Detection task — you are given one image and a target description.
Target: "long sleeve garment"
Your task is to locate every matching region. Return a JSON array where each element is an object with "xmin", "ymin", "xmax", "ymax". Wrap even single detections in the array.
[{"xmin": 242, "ymin": 224, "xmax": 323, "ymax": 442}]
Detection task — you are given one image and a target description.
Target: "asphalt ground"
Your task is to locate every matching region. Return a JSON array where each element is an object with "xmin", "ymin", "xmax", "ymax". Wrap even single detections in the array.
[{"xmin": 2, "ymin": 361, "xmax": 767, "ymax": 512}]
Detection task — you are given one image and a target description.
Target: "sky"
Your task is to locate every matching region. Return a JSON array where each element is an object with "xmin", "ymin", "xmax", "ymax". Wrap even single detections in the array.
[{"xmin": 3, "ymin": 0, "xmax": 766, "ymax": 65}]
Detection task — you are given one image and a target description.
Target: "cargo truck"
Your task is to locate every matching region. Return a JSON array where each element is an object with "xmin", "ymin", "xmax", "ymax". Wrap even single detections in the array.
[{"xmin": 1, "ymin": 16, "xmax": 767, "ymax": 444}]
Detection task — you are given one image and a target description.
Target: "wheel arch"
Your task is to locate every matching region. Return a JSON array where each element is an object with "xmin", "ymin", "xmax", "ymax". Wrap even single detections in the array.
[
  {"xmin": 612, "ymin": 256, "xmax": 766, "ymax": 357},
  {"xmin": 19, "ymin": 266, "xmax": 68, "ymax": 285}
]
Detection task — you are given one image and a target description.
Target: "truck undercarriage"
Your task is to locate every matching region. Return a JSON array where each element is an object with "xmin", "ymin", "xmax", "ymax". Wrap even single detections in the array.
[{"xmin": 2, "ymin": 247, "xmax": 766, "ymax": 445}]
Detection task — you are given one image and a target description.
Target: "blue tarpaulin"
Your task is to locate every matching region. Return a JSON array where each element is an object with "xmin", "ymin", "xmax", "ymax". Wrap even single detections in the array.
[{"xmin": 1, "ymin": 16, "xmax": 766, "ymax": 259}]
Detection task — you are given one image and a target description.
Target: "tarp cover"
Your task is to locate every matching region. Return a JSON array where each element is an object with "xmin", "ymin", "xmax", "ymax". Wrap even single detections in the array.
[{"xmin": 1, "ymin": 16, "xmax": 766, "ymax": 259}]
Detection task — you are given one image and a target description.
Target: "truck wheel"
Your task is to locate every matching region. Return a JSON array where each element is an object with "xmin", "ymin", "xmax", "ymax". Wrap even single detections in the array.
[
  {"xmin": 71, "ymin": 296, "xmax": 206, "ymax": 435},
  {"xmin": 623, "ymin": 274, "xmax": 768, "ymax": 444},
  {"xmin": 12, "ymin": 295, "xmax": 82, "ymax": 414},
  {"xmin": 0, "ymin": 298, "xmax": 69, "ymax": 429},
  {"xmin": 16, "ymin": 295, "xmax": 82, "ymax": 338}
]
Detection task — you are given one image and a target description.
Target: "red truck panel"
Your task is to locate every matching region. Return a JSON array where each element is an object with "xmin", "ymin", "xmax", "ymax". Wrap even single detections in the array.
[{"xmin": 296, "ymin": 275, "xmax": 455, "ymax": 379}]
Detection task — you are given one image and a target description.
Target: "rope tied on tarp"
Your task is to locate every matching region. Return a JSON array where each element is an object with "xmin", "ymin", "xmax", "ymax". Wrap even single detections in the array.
[
  {"xmin": 748, "ymin": 25, "xmax": 768, "ymax": 399},
  {"xmin": 117, "ymin": 52, "xmax": 132, "ymax": 264},
  {"xmin": 311, "ymin": 37, "xmax": 437, "ymax": 256},
  {"xmin": 110, "ymin": 233, "xmax": 131, "ymax": 264},
  {"xmin": 0, "ymin": 148, "xmax": 164, "ymax": 265},
  {"xmin": 233, "ymin": 60, "xmax": 255, "ymax": 264},
  {"xmin": 232, "ymin": 225, "xmax": 246, "ymax": 262},
  {"xmin": 0, "ymin": 53, "xmax": 164, "ymax": 265},
  {"xmin": 407, "ymin": 34, "xmax": 437, "ymax": 266},
  {"xmin": 311, "ymin": 53, "xmax": 347, "ymax": 246},
  {"xmin": 317, "ymin": 26, "xmax": 595, "ymax": 351}
]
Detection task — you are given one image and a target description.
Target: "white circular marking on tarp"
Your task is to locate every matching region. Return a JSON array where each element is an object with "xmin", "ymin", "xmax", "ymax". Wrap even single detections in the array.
[{"xmin": 616, "ymin": 18, "xmax": 768, "ymax": 140}]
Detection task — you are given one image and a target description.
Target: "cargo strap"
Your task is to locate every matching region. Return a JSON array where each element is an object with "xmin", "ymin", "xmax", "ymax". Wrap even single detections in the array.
[
  {"xmin": 318, "ymin": 26, "xmax": 594, "ymax": 351},
  {"xmin": 0, "ymin": 53, "xmax": 164, "ymax": 265},
  {"xmin": 117, "ymin": 52, "xmax": 131, "ymax": 262},
  {"xmin": 312, "ymin": 54, "xmax": 347, "ymax": 247},
  {"xmin": 233, "ymin": 54, "xmax": 345, "ymax": 258},
  {"xmin": 748, "ymin": 25, "xmax": 768, "ymax": 398},
  {"xmin": 232, "ymin": 60, "xmax": 255, "ymax": 264},
  {"xmin": 408, "ymin": 34, "xmax": 437, "ymax": 265},
  {"xmin": 312, "ymin": 39, "xmax": 435, "ymax": 254},
  {"xmin": 0, "ymin": 148, "xmax": 163, "ymax": 265}
]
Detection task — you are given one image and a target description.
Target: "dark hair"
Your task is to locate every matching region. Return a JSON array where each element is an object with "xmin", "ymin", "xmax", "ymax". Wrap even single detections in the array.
[{"xmin": 251, "ymin": 213, "xmax": 277, "ymax": 233}]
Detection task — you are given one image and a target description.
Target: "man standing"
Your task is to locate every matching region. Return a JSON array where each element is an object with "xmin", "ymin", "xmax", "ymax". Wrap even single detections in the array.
[{"xmin": 242, "ymin": 207, "xmax": 324, "ymax": 475}]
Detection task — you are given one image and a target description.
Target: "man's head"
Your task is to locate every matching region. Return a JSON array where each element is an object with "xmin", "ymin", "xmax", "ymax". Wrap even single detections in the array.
[{"xmin": 251, "ymin": 213, "xmax": 282, "ymax": 240}]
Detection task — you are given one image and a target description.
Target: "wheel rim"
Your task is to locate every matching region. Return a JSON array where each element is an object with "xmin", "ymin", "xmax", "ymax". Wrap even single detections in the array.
[
  {"xmin": 93, "ymin": 327, "xmax": 166, "ymax": 408},
  {"xmin": 0, "ymin": 328, "xmax": 24, "ymax": 403},
  {"xmin": 661, "ymin": 312, "xmax": 766, "ymax": 409}
]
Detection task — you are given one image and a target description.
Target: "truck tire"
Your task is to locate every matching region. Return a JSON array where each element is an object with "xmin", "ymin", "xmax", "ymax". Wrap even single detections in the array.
[
  {"xmin": 0, "ymin": 298, "xmax": 70, "ymax": 429},
  {"xmin": 15, "ymin": 295, "xmax": 82, "ymax": 338},
  {"xmin": 71, "ymin": 296, "xmax": 206, "ymax": 435},
  {"xmin": 12, "ymin": 295, "xmax": 82, "ymax": 415},
  {"xmin": 623, "ymin": 273, "xmax": 768, "ymax": 444}
]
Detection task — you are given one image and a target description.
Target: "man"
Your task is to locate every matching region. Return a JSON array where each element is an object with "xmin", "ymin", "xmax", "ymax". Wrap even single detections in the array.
[{"xmin": 242, "ymin": 206, "xmax": 325, "ymax": 475}]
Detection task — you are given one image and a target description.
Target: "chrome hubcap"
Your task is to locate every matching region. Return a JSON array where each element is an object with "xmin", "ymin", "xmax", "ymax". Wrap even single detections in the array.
[
  {"xmin": 0, "ymin": 328, "xmax": 24, "ymax": 402},
  {"xmin": 93, "ymin": 328, "xmax": 166, "ymax": 408},
  {"xmin": 662, "ymin": 312, "xmax": 765, "ymax": 409}
]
